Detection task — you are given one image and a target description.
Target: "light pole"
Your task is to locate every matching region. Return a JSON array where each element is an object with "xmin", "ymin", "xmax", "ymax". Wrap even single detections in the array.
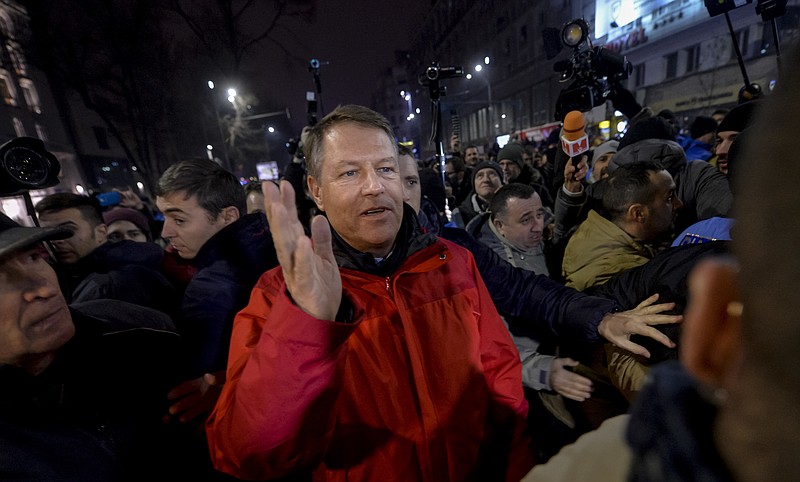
[
  {"xmin": 466, "ymin": 56, "xmax": 495, "ymax": 140},
  {"xmin": 207, "ymin": 80, "xmax": 232, "ymax": 170}
]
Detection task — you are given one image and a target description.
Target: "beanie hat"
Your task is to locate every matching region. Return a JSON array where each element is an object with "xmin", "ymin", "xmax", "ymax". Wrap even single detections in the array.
[
  {"xmin": 716, "ymin": 101, "xmax": 759, "ymax": 134},
  {"xmin": 496, "ymin": 143, "xmax": 525, "ymax": 168},
  {"xmin": 471, "ymin": 161, "xmax": 504, "ymax": 189},
  {"xmin": 689, "ymin": 116, "xmax": 719, "ymax": 139},
  {"xmin": 103, "ymin": 207, "xmax": 151, "ymax": 239},
  {"xmin": 591, "ymin": 140, "xmax": 619, "ymax": 163},
  {"xmin": 618, "ymin": 115, "xmax": 676, "ymax": 151}
]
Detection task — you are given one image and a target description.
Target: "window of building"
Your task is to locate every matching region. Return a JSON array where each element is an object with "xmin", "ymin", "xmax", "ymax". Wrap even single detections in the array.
[
  {"xmin": 18, "ymin": 78, "xmax": 41, "ymax": 114},
  {"xmin": 686, "ymin": 45, "xmax": 700, "ymax": 73},
  {"xmin": 12, "ymin": 117, "xmax": 25, "ymax": 137},
  {"xmin": 35, "ymin": 123, "xmax": 47, "ymax": 142},
  {"xmin": 665, "ymin": 52, "xmax": 678, "ymax": 79},
  {"xmin": 92, "ymin": 126, "xmax": 110, "ymax": 150},
  {"xmin": 634, "ymin": 63, "xmax": 646, "ymax": 87},
  {"xmin": 7, "ymin": 42, "xmax": 26, "ymax": 76},
  {"xmin": 0, "ymin": 69, "xmax": 17, "ymax": 106},
  {"xmin": 0, "ymin": 10, "xmax": 13, "ymax": 39}
]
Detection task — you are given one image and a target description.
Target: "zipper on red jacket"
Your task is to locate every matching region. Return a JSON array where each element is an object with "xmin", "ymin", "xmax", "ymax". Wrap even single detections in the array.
[{"xmin": 384, "ymin": 276, "xmax": 390, "ymax": 292}]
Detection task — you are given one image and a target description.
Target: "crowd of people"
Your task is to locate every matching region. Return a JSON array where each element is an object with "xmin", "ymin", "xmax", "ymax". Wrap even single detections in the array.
[{"xmin": 1, "ymin": 47, "xmax": 799, "ymax": 481}]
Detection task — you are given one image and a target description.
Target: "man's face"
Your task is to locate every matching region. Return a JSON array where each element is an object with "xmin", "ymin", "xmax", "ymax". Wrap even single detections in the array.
[
  {"xmin": 156, "ymin": 193, "xmax": 233, "ymax": 259},
  {"xmin": 398, "ymin": 154, "xmax": 421, "ymax": 214},
  {"xmin": 38, "ymin": 208, "xmax": 107, "ymax": 264},
  {"xmin": 474, "ymin": 168, "xmax": 502, "ymax": 201},
  {"xmin": 643, "ymin": 170, "xmax": 682, "ymax": 241},
  {"xmin": 107, "ymin": 220, "xmax": 147, "ymax": 243},
  {"xmin": 308, "ymin": 123, "xmax": 403, "ymax": 257},
  {"xmin": 591, "ymin": 153, "xmax": 615, "ymax": 182},
  {"xmin": 493, "ymin": 193, "xmax": 545, "ymax": 250},
  {"xmin": 444, "ymin": 162, "xmax": 462, "ymax": 187},
  {"xmin": 714, "ymin": 130, "xmax": 738, "ymax": 175},
  {"xmin": 498, "ymin": 159, "xmax": 521, "ymax": 183},
  {"xmin": 522, "ymin": 152, "xmax": 534, "ymax": 167},
  {"xmin": 464, "ymin": 147, "xmax": 479, "ymax": 166},
  {"xmin": 0, "ymin": 245, "xmax": 74, "ymax": 375}
]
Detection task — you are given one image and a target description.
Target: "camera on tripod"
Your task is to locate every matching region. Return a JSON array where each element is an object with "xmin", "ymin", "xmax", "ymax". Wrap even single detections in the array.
[{"xmin": 544, "ymin": 19, "xmax": 632, "ymax": 121}]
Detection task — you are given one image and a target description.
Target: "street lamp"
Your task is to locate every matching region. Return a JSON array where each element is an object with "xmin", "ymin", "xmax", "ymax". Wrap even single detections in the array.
[
  {"xmin": 207, "ymin": 80, "xmax": 231, "ymax": 170},
  {"xmin": 467, "ymin": 58, "xmax": 494, "ymax": 136}
]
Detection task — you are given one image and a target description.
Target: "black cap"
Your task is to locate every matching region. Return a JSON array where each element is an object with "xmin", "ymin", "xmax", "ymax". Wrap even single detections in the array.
[{"xmin": 0, "ymin": 212, "xmax": 71, "ymax": 262}]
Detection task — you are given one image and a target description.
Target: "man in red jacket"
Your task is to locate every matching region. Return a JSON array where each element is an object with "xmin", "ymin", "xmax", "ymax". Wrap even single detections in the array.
[{"xmin": 207, "ymin": 105, "xmax": 534, "ymax": 481}]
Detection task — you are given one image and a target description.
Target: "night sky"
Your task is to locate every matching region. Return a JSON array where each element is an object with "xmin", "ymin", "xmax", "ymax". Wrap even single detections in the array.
[{"xmin": 251, "ymin": 0, "xmax": 432, "ymax": 135}]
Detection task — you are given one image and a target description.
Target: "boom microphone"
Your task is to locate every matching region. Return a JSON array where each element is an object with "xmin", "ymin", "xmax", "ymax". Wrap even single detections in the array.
[{"xmin": 561, "ymin": 110, "xmax": 589, "ymax": 179}]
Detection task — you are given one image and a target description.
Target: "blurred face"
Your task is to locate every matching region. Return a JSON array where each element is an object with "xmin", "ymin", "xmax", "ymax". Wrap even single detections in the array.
[
  {"xmin": 308, "ymin": 123, "xmax": 403, "ymax": 257},
  {"xmin": 493, "ymin": 193, "xmax": 545, "ymax": 250},
  {"xmin": 464, "ymin": 147, "xmax": 479, "ymax": 166},
  {"xmin": 246, "ymin": 190, "xmax": 265, "ymax": 214},
  {"xmin": 398, "ymin": 154, "xmax": 421, "ymax": 213},
  {"xmin": 522, "ymin": 151, "xmax": 533, "ymax": 167},
  {"xmin": 498, "ymin": 159, "xmax": 521, "ymax": 183},
  {"xmin": 157, "ymin": 192, "xmax": 237, "ymax": 259},
  {"xmin": 0, "ymin": 245, "xmax": 74, "ymax": 375},
  {"xmin": 474, "ymin": 168, "xmax": 502, "ymax": 201},
  {"xmin": 39, "ymin": 208, "xmax": 107, "ymax": 264},
  {"xmin": 591, "ymin": 153, "xmax": 615, "ymax": 182},
  {"xmin": 714, "ymin": 130, "xmax": 738, "ymax": 175},
  {"xmin": 444, "ymin": 162, "xmax": 462, "ymax": 186},
  {"xmin": 107, "ymin": 220, "xmax": 147, "ymax": 243},
  {"xmin": 643, "ymin": 170, "xmax": 682, "ymax": 241}
]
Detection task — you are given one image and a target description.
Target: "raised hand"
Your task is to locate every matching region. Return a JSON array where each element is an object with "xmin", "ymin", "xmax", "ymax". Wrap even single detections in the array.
[
  {"xmin": 262, "ymin": 180, "xmax": 342, "ymax": 321},
  {"xmin": 563, "ymin": 154, "xmax": 588, "ymax": 192},
  {"xmin": 598, "ymin": 293, "xmax": 683, "ymax": 358}
]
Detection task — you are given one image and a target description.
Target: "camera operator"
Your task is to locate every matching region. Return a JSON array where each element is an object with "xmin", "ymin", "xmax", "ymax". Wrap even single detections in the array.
[{"xmin": 283, "ymin": 125, "xmax": 319, "ymax": 233}]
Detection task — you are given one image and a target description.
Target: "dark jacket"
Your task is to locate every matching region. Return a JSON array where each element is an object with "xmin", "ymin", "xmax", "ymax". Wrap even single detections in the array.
[
  {"xmin": 57, "ymin": 240, "xmax": 178, "ymax": 317},
  {"xmin": 627, "ymin": 361, "xmax": 733, "ymax": 482},
  {"xmin": 441, "ymin": 226, "xmax": 618, "ymax": 344},
  {"xmin": 180, "ymin": 212, "xmax": 279, "ymax": 377},
  {"xmin": 0, "ymin": 302, "xmax": 182, "ymax": 481}
]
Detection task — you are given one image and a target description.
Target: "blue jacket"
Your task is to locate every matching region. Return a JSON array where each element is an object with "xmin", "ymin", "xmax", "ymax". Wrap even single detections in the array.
[{"xmin": 179, "ymin": 213, "xmax": 278, "ymax": 377}]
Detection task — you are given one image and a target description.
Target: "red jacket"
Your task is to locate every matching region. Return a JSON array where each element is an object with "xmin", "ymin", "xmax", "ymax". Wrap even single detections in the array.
[{"xmin": 207, "ymin": 239, "xmax": 533, "ymax": 481}]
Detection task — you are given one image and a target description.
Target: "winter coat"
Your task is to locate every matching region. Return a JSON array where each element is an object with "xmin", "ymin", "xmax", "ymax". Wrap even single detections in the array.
[
  {"xmin": 440, "ymin": 226, "xmax": 618, "ymax": 344},
  {"xmin": 179, "ymin": 212, "xmax": 278, "ymax": 377},
  {"xmin": 0, "ymin": 302, "xmax": 182, "ymax": 481},
  {"xmin": 562, "ymin": 210, "xmax": 658, "ymax": 291},
  {"xmin": 207, "ymin": 211, "xmax": 533, "ymax": 481},
  {"xmin": 57, "ymin": 240, "xmax": 178, "ymax": 317},
  {"xmin": 609, "ymin": 138, "xmax": 733, "ymax": 231}
]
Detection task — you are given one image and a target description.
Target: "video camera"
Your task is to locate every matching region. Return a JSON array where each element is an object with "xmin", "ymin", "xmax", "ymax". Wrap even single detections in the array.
[
  {"xmin": 418, "ymin": 62, "xmax": 463, "ymax": 86},
  {"xmin": 0, "ymin": 137, "xmax": 61, "ymax": 196},
  {"xmin": 544, "ymin": 19, "xmax": 632, "ymax": 121}
]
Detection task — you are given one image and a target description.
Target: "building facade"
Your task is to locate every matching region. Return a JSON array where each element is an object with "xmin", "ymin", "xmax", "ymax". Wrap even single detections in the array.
[{"xmin": 378, "ymin": 0, "xmax": 797, "ymax": 157}]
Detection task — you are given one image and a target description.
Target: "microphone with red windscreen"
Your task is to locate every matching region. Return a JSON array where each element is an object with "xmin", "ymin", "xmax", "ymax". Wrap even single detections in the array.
[{"xmin": 561, "ymin": 110, "xmax": 590, "ymax": 180}]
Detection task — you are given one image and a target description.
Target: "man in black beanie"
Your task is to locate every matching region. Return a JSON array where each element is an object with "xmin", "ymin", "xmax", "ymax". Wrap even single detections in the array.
[
  {"xmin": 714, "ymin": 101, "xmax": 759, "ymax": 175},
  {"xmin": 680, "ymin": 116, "xmax": 718, "ymax": 161}
]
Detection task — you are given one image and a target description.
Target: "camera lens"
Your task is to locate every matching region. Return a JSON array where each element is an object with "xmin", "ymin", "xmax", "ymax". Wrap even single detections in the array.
[
  {"xmin": 3, "ymin": 147, "xmax": 49, "ymax": 186},
  {"xmin": 310, "ymin": 59, "xmax": 320, "ymax": 69},
  {"xmin": 562, "ymin": 21, "xmax": 587, "ymax": 47},
  {"xmin": 426, "ymin": 66, "xmax": 438, "ymax": 81}
]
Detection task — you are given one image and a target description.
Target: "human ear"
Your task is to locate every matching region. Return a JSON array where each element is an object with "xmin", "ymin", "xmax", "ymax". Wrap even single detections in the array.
[
  {"xmin": 307, "ymin": 176, "xmax": 324, "ymax": 211},
  {"xmin": 627, "ymin": 203, "xmax": 647, "ymax": 223},
  {"xmin": 680, "ymin": 258, "xmax": 742, "ymax": 388},
  {"xmin": 221, "ymin": 206, "xmax": 240, "ymax": 225}
]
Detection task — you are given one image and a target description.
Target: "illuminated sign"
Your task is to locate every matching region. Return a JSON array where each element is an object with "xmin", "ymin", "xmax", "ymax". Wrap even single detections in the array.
[{"xmin": 595, "ymin": 0, "xmax": 708, "ymax": 44}]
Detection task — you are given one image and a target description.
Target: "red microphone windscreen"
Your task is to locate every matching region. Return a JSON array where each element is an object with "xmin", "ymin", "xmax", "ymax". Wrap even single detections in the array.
[{"xmin": 562, "ymin": 111, "xmax": 586, "ymax": 141}]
